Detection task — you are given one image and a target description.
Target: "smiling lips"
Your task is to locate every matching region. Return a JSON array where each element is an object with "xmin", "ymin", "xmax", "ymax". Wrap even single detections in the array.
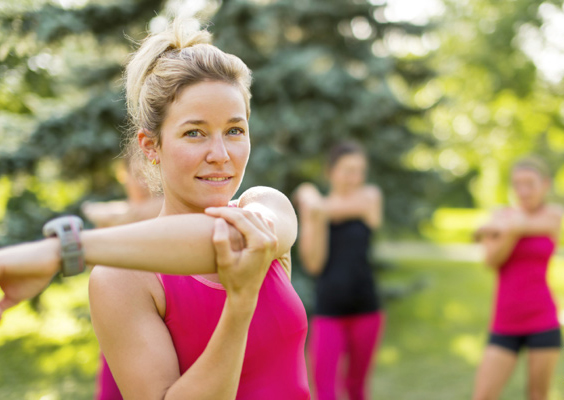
[{"xmin": 196, "ymin": 175, "xmax": 233, "ymax": 185}]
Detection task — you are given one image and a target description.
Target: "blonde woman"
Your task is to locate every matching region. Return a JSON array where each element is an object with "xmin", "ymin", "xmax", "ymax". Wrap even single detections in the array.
[{"xmin": 0, "ymin": 20, "xmax": 310, "ymax": 399}]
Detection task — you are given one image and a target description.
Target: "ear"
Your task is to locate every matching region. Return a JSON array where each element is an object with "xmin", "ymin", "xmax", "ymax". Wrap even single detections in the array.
[{"xmin": 138, "ymin": 130, "xmax": 159, "ymax": 163}]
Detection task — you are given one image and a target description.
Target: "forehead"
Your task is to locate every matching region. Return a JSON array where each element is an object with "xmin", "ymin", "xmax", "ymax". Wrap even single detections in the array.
[
  {"xmin": 334, "ymin": 153, "xmax": 367, "ymax": 169},
  {"xmin": 165, "ymin": 81, "xmax": 247, "ymax": 125},
  {"xmin": 512, "ymin": 167, "xmax": 544, "ymax": 182}
]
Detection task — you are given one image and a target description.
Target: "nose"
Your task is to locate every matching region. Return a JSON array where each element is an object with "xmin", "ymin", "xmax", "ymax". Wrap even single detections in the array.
[{"xmin": 206, "ymin": 135, "xmax": 230, "ymax": 164}]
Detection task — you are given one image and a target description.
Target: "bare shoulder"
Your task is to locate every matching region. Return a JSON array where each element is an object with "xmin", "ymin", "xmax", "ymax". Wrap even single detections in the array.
[
  {"xmin": 360, "ymin": 184, "xmax": 382, "ymax": 205},
  {"xmin": 89, "ymin": 266, "xmax": 164, "ymax": 314},
  {"xmin": 546, "ymin": 203, "xmax": 564, "ymax": 218}
]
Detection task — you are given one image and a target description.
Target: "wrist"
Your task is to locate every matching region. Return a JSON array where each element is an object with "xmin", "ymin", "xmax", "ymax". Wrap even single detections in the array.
[
  {"xmin": 42, "ymin": 216, "xmax": 85, "ymax": 276},
  {"xmin": 225, "ymin": 293, "xmax": 258, "ymax": 317}
]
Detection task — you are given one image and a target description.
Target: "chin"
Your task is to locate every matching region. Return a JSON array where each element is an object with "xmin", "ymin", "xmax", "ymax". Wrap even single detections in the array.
[{"xmin": 200, "ymin": 195, "xmax": 233, "ymax": 208}]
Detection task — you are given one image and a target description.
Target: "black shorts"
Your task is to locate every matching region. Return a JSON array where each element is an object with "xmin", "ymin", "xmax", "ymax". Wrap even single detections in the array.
[{"xmin": 489, "ymin": 328, "xmax": 562, "ymax": 353}]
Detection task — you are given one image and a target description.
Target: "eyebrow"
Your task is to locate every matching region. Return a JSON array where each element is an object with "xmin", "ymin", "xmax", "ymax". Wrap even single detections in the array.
[{"xmin": 178, "ymin": 117, "xmax": 246, "ymax": 127}]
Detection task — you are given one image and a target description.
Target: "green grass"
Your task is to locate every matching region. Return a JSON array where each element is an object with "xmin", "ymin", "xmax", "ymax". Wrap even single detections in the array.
[
  {"xmin": 373, "ymin": 257, "xmax": 564, "ymax": 400},
  {"xmin": 0, "ymin": 274, "xmax": 98, "ymax": 400},
  {"xmin": 2, "ymin": 257, "xmax": 564, "ymax": 399}
]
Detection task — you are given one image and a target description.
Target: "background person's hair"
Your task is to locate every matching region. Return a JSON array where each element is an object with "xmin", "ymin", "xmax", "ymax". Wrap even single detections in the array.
[
  {"xmin": 124, "ymin": 18, "xmax": 253, "ymax": 192},
  {"xmin": 512, "ymin": 156, "xmax": 551, "ymax": 180},
  {"xmin": 327, "ymin": 141, "xmax": 366, "ymax": 170}
]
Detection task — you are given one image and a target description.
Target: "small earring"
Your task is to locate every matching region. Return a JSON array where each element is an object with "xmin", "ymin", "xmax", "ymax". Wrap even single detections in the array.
[{"xmin": 151, "ymin": 159, "xmax": 157, "ymax": 165}]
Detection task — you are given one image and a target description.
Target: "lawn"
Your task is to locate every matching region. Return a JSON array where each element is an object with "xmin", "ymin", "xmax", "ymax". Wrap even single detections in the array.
[
  {"xmin": 1, "ymin": 255, "xmax": 564, "ymax": 399},
  {"xmin": 373, "ymin": 257, "xmax": 564, "ymax": 400}
]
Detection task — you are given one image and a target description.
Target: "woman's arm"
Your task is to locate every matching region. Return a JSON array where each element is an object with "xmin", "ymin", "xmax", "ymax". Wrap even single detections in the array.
[
  {"xmin": 0, "ymin": 203, "xmax": 244, "ymax": 318},
  {"xmin": 324, "ymin": 185, "xmax": 383, "ymax": 229},
  {"xmin": 293, "ymin": 183, "xmax": 329, "ymax": 276},
  {"xmin": 477, "ymin": 211, "xmax": 520, "ymax": 269},
  {"xmin": 513, "ymin": 205, "xmax": 563, "ymax": 238},
  {"xmin": 90, "ymin": 215, "xmax": 276, "ymax": 399}
]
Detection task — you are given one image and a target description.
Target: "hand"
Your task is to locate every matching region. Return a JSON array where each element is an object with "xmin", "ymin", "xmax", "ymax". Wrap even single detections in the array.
[
  {"xmin": 293, "ymin": 183, "xmax": 325, "ymax": 218},
  {"xmin": 0, "ymin": 239, "xmax": 60, "ymax": 320},
  {"xmin": 206, "ymin": 207, "xmax": 277, "ymax": 306}
]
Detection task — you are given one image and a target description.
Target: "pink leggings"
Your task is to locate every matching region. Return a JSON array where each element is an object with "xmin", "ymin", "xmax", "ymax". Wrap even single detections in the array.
[{"xmin": 309, "ymin": 311, "xmax": 385, "ymax": 400}]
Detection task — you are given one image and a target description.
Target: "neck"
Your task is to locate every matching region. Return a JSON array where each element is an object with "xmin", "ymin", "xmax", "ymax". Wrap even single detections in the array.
[
  {"xmin": 158, "ymin": 196, "xmax": 205, "ymax": 217},
  {"xmin": 520, "ymin": 202, "xmax": 546, "ymax": 215}
]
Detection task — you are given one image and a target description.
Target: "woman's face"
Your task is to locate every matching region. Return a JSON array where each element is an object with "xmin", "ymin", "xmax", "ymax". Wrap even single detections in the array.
[
  {"xmin": 511, "ymin": 168, "xmax": 550, "ymax": 211},
  {"xmin": 151, "ymin": 80, "xmax": 250, "ymax": 213},
  {"xmin": 329, "ymin": 153, "xmax": 367, "ymax": 194}
]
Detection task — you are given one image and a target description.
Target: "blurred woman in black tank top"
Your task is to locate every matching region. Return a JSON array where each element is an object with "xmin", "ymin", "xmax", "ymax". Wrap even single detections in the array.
[{"xmin": 295, "ymin": 142, "xmax": 385, "ymax": 400}]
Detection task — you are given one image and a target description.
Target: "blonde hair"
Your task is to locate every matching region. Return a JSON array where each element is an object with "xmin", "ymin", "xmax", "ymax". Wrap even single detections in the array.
[
  {"xmin": 124, "ymin": 19, "xmax": 252, "ymax": 192},
  {"xmin": 512, "ymin": 156, "xmax": 551, "ymax": 180}
]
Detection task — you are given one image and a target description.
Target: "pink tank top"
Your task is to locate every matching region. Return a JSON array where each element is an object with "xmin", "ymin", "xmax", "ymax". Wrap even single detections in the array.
[
  {"xmin": 492, "ymin": 236, "xmax": 559, "ymax": 335},
  {"xmin": 158, "ymin": 259, "xmax": 310, "ymax": 399}
]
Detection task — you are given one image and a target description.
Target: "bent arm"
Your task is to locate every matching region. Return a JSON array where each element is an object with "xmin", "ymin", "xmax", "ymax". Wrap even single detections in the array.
[
  {"xmin": 324, "ymin": 185, "xmax": 382, "ymax": 229},
  {"xmin": 89, "ymin": 268, "xmax": 256, "ymax": 400},
  {"xmin": 294, "ymin": 184, "xmax": 329, "ymax": 276},
  {"xmin": 481, "ymin": 230, "xmax": 519, "ymax": 269},
  {"xmin": 515, "ymin": 205, "xmax": 563, "ymax": 239},
  {"xmin": 236, "ymin": 186, "xmax": 297, "ymax": 258},
  {"xmin": 477, "ymin": 212, "xmax": 520, "ymax": 269}
]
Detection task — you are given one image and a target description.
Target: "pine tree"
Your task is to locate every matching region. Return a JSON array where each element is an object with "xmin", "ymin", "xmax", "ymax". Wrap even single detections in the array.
[
  {"xmin": 212, "ymin": 0, "xmax": 453, "ymax": 231},
  {"xmin": 0, "ymin": 0, "xmax": 166, "ymax": 244}
]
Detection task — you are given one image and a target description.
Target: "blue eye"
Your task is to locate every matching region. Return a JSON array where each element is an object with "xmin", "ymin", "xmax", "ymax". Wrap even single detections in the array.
[
  {"xmin": 228, "ymin": 128, "xmax": 244, "ymax": 136},
  {"xmin": 185, "ymin": 130, "xmax": 201, "ymax": 138}
]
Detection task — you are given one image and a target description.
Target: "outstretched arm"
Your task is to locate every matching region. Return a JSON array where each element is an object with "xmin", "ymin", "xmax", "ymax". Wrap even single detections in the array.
[{"xmin": 0, "ymin": 205, "xmax": 242, "ymax": 318}]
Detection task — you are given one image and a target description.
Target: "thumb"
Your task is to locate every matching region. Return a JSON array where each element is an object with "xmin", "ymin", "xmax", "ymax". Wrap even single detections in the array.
[{"xmin": 212, "ymin": 218, "xmax": 234, "ymax": 268}]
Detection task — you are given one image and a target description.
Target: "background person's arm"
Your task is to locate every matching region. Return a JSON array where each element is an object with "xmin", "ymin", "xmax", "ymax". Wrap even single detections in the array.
[
  {"xmin": 323, "ymin": 185, "xmax": 383, "ymax": 229},
  {"xmin": 477, "ymin": 211, "xmax": 520, "ymax": 269},
  {"xmin": 293, "ymin": 183, "xmax": 329, "ymax": 277}
]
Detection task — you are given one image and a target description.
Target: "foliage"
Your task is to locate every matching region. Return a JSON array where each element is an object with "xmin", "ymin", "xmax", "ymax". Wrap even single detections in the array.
[
  {"xmin": 212, "ymin": 0, "xmax": 454, "ymax": 232},
  {"xmin": 402, "ymin": 0, "xmax": 564, "ymax": 208},
  {"xmin": 0, "ymin": 0, "xmax": 167, "ymax": 245},
  {"xmin": 0, "ymin": 0, "xmax": 457, "ymax": 248}
]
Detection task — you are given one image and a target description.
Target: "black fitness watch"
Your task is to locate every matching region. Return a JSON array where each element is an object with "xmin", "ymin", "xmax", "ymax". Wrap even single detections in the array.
[{"xmin": 42, "ymin": 216, "xmax": 85, "ymax": 277}]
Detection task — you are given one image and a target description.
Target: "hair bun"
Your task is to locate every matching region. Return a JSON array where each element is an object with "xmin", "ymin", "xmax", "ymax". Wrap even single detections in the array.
[{"xmin": 170, "ymin": 19, "xmax": 212, "ymax": 50}]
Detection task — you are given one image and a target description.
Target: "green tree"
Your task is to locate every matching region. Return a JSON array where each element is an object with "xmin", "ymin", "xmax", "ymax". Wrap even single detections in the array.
[
  {"xmin": 0, "ymin": 0, "xmax": 167, "ymax": 244},
  {"xmin": 403, "ymin": 0, "xmax": 564, "ymax": 208},
  {"xmin": 212, "ymin": 0, "xmax": 456, "ymax": 231}
]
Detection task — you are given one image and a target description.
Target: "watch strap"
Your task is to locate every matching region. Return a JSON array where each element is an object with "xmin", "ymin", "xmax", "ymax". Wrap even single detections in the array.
[{"xmin": 42, "ymin": 216, "xmax": 85, "ymax": 277}]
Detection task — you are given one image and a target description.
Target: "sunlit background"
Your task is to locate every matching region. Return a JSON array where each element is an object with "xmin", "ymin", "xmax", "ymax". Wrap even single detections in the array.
[{"xmin": 1, "ymin": 0, "xmax": 564, "ymax": 399}]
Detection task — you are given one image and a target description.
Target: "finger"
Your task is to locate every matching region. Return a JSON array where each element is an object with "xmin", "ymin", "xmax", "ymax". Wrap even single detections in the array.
[
  {"xmin": 206, "ymin": 208, "xmax": 264, "ymax": 240},
  {"xmin": 209, "ymin": 208, "xmax": 277, "ymax": 251},
  {"xmin": 212, "ymin": 218, "xmax": 234, "ymax": 268},
  {"xmin": 207, "ymin": 207, "xmax": 272, "ymax": 234}
]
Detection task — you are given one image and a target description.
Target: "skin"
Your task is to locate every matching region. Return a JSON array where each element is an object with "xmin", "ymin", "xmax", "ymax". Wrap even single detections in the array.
[
  {"xmin": 294, "ymin": 152, "xmax": 382, "ymax": 276},
  {"xmin": 472, "ymin": 167, "xmax": 562, "ymax": 400},
  {"xmin": 0, "ymin": 81, "xmax": 298, "ymax": 399}
]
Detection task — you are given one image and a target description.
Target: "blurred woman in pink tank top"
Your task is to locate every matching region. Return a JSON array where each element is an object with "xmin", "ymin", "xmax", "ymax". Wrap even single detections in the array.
[
  {"xmin": 88, "ymin": 17, "xmax": 310, "ymax": 400},
  {"xmin": 473, "ymin": 157, "xmax": 562, "ymax": 400}
]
